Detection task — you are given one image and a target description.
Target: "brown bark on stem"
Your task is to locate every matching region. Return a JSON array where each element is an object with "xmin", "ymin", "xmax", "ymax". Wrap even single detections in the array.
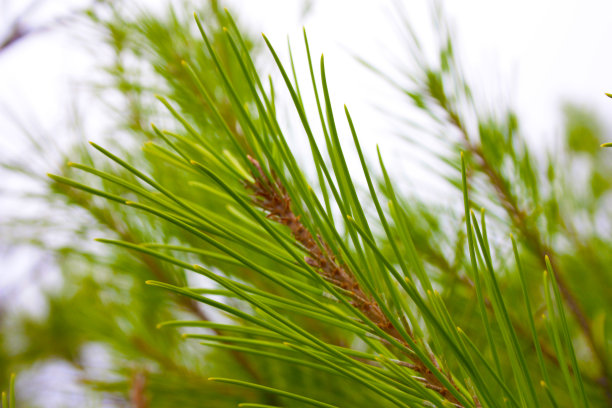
[{"xmin": 246, "ymin": 156, "xmax": 463, "ymax": 406}]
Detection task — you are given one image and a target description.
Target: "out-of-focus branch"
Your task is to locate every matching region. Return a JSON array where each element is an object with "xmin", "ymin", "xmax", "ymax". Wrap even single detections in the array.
[
  {"xmin": 0, "ymin": 0, "xmax": 94, "ymax": 55},
  {"xmin": 439, "ymin": 98, "xmax": 612, "ymax": 404}
]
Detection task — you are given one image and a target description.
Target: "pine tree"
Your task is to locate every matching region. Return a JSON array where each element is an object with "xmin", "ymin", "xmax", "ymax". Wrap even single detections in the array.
[{"xmin": 2, "ymin": 1, "xmax": 611, "ymax": 407}]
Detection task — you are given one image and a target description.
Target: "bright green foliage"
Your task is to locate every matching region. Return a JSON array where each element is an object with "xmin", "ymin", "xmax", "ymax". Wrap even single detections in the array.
[{"xmin": 2, "ymin": 1, "xmax": 611, "ymax": 407}]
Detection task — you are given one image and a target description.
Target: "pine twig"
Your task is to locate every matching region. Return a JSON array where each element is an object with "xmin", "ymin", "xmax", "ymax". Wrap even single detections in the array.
[{"xmin": 246, "ymin": 156, "xmax": 463, "ymax": 406}]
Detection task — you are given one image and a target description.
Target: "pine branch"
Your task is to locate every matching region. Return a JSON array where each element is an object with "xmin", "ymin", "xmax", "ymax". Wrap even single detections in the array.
[
  {"xmin": 246, "ymin": 156, "xmax": 463, "ymax": 406},
  {"xmin": 0, "ymin": 0, "xmax": 94, "ymax": 55}
]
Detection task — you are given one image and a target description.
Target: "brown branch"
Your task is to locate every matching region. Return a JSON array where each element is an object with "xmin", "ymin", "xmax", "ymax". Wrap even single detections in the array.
[
  {"xmin": 129, "ymin": 370, "xmax": 149, "ymax": 408},
  {"xmin": 245, "ymin": 156, "xmax": 463, "ymax": 406}
]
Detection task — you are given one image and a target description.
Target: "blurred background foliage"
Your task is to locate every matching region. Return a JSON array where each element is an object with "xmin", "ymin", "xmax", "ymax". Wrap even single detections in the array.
[{"xmin": 0, "ymin": 0, "xmax": 611, "ymax": 407}]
